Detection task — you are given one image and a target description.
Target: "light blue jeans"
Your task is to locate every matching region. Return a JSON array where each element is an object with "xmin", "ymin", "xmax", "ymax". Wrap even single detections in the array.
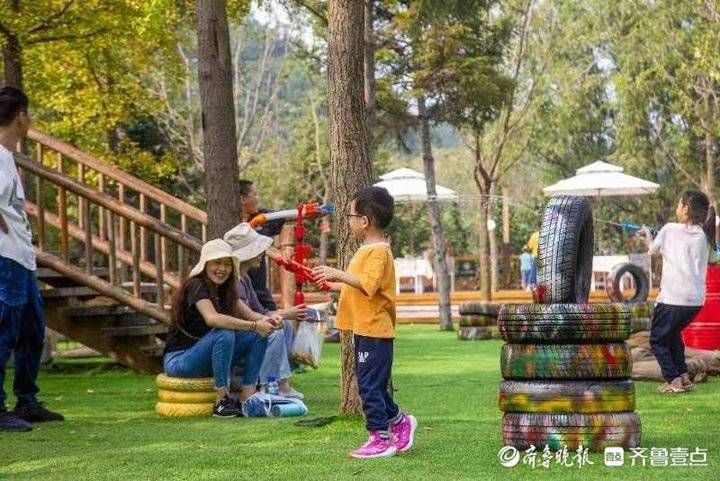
[
  {"xmin": 164, "ymin": 329, "xmax": 268, "ymax": 389},
  {"xmin": 259, "ymin": 320, "xmax": 294, "ymax": 383}
]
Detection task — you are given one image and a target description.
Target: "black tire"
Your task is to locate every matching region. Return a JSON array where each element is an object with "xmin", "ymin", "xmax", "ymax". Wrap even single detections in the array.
[
  {"xmin": 536, "ymin": 196, "xmax": 594, "ymax": 304},
  {"xmin": 498, "ymin": 304, "xmax": 630, "ymax": 343},
  {"xmin": 457, "ymin": 326, "xmax": 493, "ymax": 340},
  {"xmin": 459, "ymin": 314, "xmax": 495, "ymax": 327},
  {"xmin": 500, "ymin": 343, "xmax": 631, "ymax": 380},
  {"xmin": 502, "ymin": 413, "xmax": 641, "ymax": 451},
  {"xmin": 458, "ymin": 302, "xmax": 499, "ymax": 317},
  {"xmin": 606, "ymin": 262, "xmax": 650, "ymax": 303},
  {"xmin": 499, "ymin": 380, "xmax": 635, "ymax": 413}
]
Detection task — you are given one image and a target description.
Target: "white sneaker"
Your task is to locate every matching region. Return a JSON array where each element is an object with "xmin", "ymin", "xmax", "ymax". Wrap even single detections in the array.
[{"xmin": 279, "ymin": 387, "xmax": 304, "ymax": 400}]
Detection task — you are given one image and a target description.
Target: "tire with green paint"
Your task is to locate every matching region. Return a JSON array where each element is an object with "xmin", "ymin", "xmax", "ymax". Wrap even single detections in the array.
[
  {"xmin": 499, "ymin": 380, "xmax": 635, "ymax": 413},
  {"xmin": 630, "ymin": 317, "xmax": 651, "ymax": 333},
  {"xmin": 536, "ymin": 196, "xmax": 594, "ymax": 304},
  {"xmin": 156, "ymin": 374, "xmax": 215, "ymax": 392},
  {"xmin": 457, "ymin": 326, "xmax": 493, "ymax": 340},
  {"xmin": 498, "ymin": 304, "xmax": 631, "ymax": 343},
  {"xmin": 502, "ymin": 412, "xmax": 641, "ymax": 451},
  {"xmin": 458, "ymin": 302, "xmax": 499, "ymax": 317},
  {"xmin": 459, "ymin": 314, "xmax": 495, "ymax": 327},
  {"xmin": 500, "ymin": 343, "xmax": 632, "ymax": 380}
]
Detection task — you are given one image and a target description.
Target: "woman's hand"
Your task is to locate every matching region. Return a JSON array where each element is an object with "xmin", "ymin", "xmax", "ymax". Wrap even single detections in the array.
[
  {"xmin": 264, "ymin": 313, "xmax": 284, "ymax": 329},
  {"xmin": 312, "ymin": 266, "xmax": 344, "ymax": 284},
  {"xmin": 254, "ymin": 319, "xmax": 275, "ymax": 337}
]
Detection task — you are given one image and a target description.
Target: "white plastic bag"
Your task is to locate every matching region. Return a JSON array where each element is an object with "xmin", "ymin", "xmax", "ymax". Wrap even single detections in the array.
[{"xmin": 291, "ymin": 321, "xmax": 323, "ymax": 368}]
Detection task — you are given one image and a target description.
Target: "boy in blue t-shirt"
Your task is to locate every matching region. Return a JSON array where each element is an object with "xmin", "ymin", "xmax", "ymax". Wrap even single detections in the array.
[{"xmin": 519, "ymin": 246, "xmax": 534, "ymax": 291}]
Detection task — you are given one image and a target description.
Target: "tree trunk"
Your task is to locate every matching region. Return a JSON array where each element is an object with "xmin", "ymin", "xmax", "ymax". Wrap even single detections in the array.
[
  {"xmin": 489, "ymin": 182, "xmax": 498, "ymax": 292},
  {"xmin": 363, "ymin": 0, "xmax": 376, "ymax": 136},
  {"xmin": 418, "ymin": 96, "xmax": 453, "ymax": 331},
  {"xmin": 328, "ymin": 0, "xmax": 371, "ymax": 415},
  {"xmin": 196, "ymin": 0, "xmax": 241, "ymax": 239},
  {"xmin": 478, "ymin": 193, "xmax": 491, "ymax": 301},
  {"xmin": 2, "ymin": 33, "xmax": 22, "ymax": 90}
]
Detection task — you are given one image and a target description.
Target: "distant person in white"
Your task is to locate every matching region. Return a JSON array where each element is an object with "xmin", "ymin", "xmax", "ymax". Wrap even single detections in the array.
[
  {"xmin": 0, "ymin": 87, "xmax": 63, "ymax": 432},
  {"xmin": 640, "ymin": 191, "xmax": 719, "ymax": 394}
]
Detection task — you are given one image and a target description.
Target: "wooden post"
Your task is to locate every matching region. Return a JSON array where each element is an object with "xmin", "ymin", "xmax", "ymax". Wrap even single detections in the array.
[
  {"xmin": 35, "ymin": 144, "xmax": 45, "ymax": 251},
  {"xmin": 98, "ymin": 173, "xmax": 106, "ymax": 241},
  {"xmin": 139, "ymin": 193, "xmax": 148, "ymax": 262},
  {"xmin": 83, "ymin": 199, "xmax": 92, "ymax": 274},
  {"xmin": 108, "ymin": 211, "xmax": 117, "ymax": 286},
  {"xmin": 279, "ymin": 224, "xmax": 295, "ymax": 309},
  {"xmin": 57, "ymin": 153, "xmax": 69, "ymax": 262},
  {"xmin": 131, "ymin": 222, "xmax": 141, "ymax": 298},
  {"xmin": 155, "ymin": 232, "xmax": 165, "ymax": 309}
]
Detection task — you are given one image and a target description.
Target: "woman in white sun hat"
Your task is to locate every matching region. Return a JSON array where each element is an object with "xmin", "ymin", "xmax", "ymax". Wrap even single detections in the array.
[
  {"xmin": 163, "ymin": 239, "xmax": 280, "ymax": 418},
  {"xmin": 224, "ymin": 223, "xmax": 308, "ymax": 399}
]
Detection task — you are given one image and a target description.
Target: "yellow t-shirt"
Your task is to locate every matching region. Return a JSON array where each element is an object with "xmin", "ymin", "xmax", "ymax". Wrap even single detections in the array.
[{"xmin": 335, "ymin": 242, "xmax": 396, "ymax": 338}]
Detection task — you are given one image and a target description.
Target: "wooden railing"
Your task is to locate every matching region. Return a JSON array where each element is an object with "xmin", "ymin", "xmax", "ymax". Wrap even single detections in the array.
[
  {"xmin": 16, "ymin": 142, "xmax": 203, "ymax": 312},
  {"xmin": 26, "ymin": 128, "xmax": 207, "ymax": 280}
]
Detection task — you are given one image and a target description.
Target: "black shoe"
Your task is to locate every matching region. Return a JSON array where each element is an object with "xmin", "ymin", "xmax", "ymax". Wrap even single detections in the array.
[
  {"xmin": 213, "ymin": 397, "xmax": 242, "ymax": 418},
  {"xmin": 13, "ymin": 402, "xmax": 65, "ymax": 423},
  {"xmin": 0, "ymin": 411, "xmax": 33, "ymax": 432}
]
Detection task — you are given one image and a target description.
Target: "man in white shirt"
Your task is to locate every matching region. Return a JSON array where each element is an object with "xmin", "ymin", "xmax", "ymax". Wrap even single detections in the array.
[{"xmin": 0, "ymin": 87, "xmax": 63, "ymax": 432}]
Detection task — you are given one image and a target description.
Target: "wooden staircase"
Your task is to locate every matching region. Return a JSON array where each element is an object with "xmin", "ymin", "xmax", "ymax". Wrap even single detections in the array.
[{"xmin": 16, "ymin": 129, "xmax": 208, "ymax": 373}]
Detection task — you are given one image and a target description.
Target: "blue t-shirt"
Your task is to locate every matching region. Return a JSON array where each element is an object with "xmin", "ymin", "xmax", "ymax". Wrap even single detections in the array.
[{"xmin": 520, "ymin": 253, "xmax": 534, "ymax": 272}]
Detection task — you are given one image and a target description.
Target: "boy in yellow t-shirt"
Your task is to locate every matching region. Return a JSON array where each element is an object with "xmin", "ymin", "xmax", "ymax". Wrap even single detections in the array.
[{"xmin": 313, "ymin": 186, "xmax": 417, "ymax": 459}]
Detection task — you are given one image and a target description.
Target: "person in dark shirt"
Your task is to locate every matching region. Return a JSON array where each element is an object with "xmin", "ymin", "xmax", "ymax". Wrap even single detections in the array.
[
  {"xmin": 239, "ymin": 179, "xmax": 286, "ymax": 311},
  {"xmin": 163, "ymin": 239, "xmax": 281, "ymax": 418},
  {"xmin": 226, "ymin": 223, "xmax": 307, "ymax": 399}
]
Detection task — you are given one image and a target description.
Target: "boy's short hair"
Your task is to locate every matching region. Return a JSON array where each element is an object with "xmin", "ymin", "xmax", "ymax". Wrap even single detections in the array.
[
  {"xmin": 0, "ymin": 87, "xmax": 29, "ymax": 127},
  {"xmin": 353, "ymin": 186, "xmax": 394, "ymax": 229},
  {"xmin": 238, "ymin": 179, "xmax": 254, "ymax": 197}
]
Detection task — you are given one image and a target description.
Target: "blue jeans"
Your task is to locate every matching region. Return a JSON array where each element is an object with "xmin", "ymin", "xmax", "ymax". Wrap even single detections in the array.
[
  {"xmin": 354, "ymin": 334, "xmax": 401, "ymax": 432},
  {"xmin": 0, "ymin": 257, "xmax": 45, "ymax": 410},
  {"xmin": 259, "ymin": 320, "xmax": 294, "ymax": 383},
  {"xmin": 164, "ymin": 329, "xmax": 267, "ymax": 389}
]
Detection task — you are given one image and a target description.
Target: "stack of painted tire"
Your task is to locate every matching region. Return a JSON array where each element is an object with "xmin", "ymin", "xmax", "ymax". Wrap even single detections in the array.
[
  {"xmin": 629, "ymin": 301, "xmax": 654, "ymax": 333},
  {"xmin": 155, "ymin": 374, "xmax": 216, "ymax": 417},
  {"xmin": 458, "ymin": 302, "xmax": 500, "ymax": 340},
  {"xmin": 683, "ymin": 265, "xmax": 720, "ymax": 350},
  {"xmin": 499, "ymin": 196, "xmax": 641, "ymax": 451}
]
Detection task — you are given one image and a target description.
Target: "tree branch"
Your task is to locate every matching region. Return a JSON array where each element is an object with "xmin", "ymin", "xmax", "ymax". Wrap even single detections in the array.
[
  {"xmin": 27, "ymin": 0, "xmax": 75, "ymax": 34},
  {"xmin": 292, "ymin": 0, "xmax": 328, "ymax": 27},
  {"xmin": 26, "ymin": 29, "xmax": 107, "ymax": 45}
]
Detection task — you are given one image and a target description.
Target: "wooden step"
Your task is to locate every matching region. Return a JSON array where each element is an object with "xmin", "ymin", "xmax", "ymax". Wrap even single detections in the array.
[{"xmin": 102, "ymin": 324, "xmax": 169, "ymax": 336}]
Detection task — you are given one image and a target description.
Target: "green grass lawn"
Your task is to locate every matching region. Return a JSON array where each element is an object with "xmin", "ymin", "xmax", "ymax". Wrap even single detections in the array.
[{"xmin": 1, "ymin": 325, "xmax": 719, "ymax": 481}]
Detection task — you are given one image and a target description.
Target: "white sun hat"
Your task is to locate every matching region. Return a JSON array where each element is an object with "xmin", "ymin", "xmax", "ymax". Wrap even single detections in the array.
[
  {"xmin": 189, "ymin": 239, "xmax": 239, "ymax": 278},
  {"xmin": 223, "ymin": 222, "xmax": 273, "ymax": 262}
]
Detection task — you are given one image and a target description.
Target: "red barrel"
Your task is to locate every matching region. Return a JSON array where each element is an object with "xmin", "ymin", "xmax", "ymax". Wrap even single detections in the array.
[{"xmin": 683, "ymin": 265, "xmax": 720, "ymax": 350}]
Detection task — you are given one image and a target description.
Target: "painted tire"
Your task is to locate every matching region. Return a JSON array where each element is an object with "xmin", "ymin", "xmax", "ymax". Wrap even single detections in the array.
[
  {"xmin": 499, "ymin": 380, "xmax": 635, "ymax": 413},
  {"xmin": 156, "ymin": 374, "xmax": 215, "ymax": 392},
  {"xmin": 606, "ymin": 263, "xmax": 650, "ymax": 303},
  {"xmin": 500, "ymin": 343, "xmax": 632, "ymax": 380},
  {"xmin": 157, "ymin": 389, "xmax": 217, "ymax": 404},
  {"xmin": 459, "ymin": 314, "xmax": 495, "ymax": 327},
  {"xmin": 458, "ymin": 302, "xmax": 499, "ymax": 317},
  {"xmin": 498, "ymin": 304, "xmax": 630, "ymax": 343},
  {"xmin": 629, "ymin": 302, "xmax": 653, "ymax": 319},
  {"xmin": 457, "ymin": 326, "xmax": 493, "ymax": 340},
  {"xmin": 155, "ymin": 402, "xmax": 214, "ymax": 417},
  {"xmin": 630, "ymin": 317, "xmax": 651, "ymax": 333},
  {"xmin": 502, "ymin": 412, "xmax": 641, "ymax": 451},
  {"xmin": 536, "ymin": 196, "xmax": 594, "ymax": 304}
]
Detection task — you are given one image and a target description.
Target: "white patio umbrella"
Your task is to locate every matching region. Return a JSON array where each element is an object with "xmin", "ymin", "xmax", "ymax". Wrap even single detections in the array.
[
  {"xmin": 374, "ymin": 167, "xmax": 458, "ymax": 203},
  {"xmin": 543, "ymin": 160, "xmax": 659, "ymax": 197}
]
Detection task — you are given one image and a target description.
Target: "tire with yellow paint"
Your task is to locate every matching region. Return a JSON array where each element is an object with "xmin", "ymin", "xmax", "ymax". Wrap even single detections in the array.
[
  {"xmin": 155, "ymin": 374, "xmax": 214, "ymax": 392},
  {"xmin": 155, "ymin": 401, "xmax": 214, "ymax": 417},
  {"xmin": 157, "ymin": 389, "xmax": 217, "ymax": 404},
  {"xmin": 499, "ymin": 380, "xmax": 635, "ymax": 413}
]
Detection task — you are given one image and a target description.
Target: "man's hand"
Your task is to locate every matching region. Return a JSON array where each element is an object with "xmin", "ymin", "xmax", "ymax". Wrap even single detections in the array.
[
  {"xmin": 312, "ymin": 266, "xmax": 345, "ymax": 284},
  {"xmin": 0, "ymin": 214, "xmax": 8, "ymax": 234},
  {"xmin": 254, "ymin": 319, "xmax": 275, "ymax": 337},
  {"xmin": 264, "ymin": 313, "xmax": 284, "ymax": 329},
  {"xmin": 279, "ymin": 303, "xmax": 308, "ymax": 321}
]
